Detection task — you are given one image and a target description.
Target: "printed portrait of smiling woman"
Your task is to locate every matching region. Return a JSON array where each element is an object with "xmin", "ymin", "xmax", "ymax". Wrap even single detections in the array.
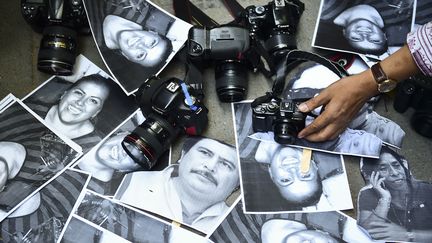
[
  {"xmin": 44, "ymin": 74, "xmax": 110, "ymax": 140},
  {"xmin": 23, "ymin": 72, "xmax": 138, "ymax": 152}
]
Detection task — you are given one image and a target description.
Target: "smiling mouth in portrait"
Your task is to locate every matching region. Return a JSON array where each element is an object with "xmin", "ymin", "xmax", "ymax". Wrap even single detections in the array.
[
  {"xmin": 392, "ymin": 178, "xmax": 405, "ymax": 184},
  {"xmin": 191, "ymin": 169, "xmax": 218, "ymax": 186},
  {"xmin": 67, "ymin": 104, "xmax": 82, "ymax": 115}
]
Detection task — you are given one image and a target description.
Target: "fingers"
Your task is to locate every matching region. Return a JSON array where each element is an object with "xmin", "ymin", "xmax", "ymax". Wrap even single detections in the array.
[
  {"xmin": 298, "ymin": 93, "xmax": 329, "ymax": 114},
  {"xmin": 298, "ymin": 110, "xmax": 346, "ymax": 142}
]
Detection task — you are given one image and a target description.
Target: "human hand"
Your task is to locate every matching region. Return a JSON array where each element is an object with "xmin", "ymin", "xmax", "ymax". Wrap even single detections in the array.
[
  {"xmin": 297, "ymin": 72, "xmax": 378, "ymax": 142},
  {"xmin": 367, "ymin": 221, "xmax": 408, "ymax": 240},
  {"xmin": 370, "ymin": 171, "xmax": 391, "ymax": 200}
]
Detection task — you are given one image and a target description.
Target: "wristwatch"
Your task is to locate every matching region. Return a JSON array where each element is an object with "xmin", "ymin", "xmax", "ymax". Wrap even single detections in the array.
[{"xmin": 371, "ymin": 62, "xmax": 398, "ymax": 93}]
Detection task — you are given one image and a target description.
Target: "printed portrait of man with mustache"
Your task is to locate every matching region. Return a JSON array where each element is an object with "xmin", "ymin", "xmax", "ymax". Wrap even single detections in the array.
[{"xmin": 115, "ymin": 136, "xmax": 240, "ymax": 235}]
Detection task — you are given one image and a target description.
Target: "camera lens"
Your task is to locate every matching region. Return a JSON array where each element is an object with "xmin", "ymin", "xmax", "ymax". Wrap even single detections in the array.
[
  {"xmin": 265, "ymin": 31, "xmax": 296, "ymax": 63},
  {"xmin": 273, "ymin": 121, "xmax": 297, "ymax": 144},
  {"xmin": 121, "ymin": 114, "xmax": 178, "ymax": 170},
  {"xmin": 37, "ymin": 25, "xmax": 77, "ymax": 75},
  {"xmin": 215, "ymin": 61, "xmax": 248, "ymax": 102},
  {"xmin": 273, "ymin": 115, "xmax": 305, "ymax": 144}
]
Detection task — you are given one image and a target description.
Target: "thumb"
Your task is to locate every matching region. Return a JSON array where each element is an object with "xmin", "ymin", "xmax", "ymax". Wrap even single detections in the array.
[{"xmin": 298, "ymin": 93, "xmax": 328, "ymax": 113}]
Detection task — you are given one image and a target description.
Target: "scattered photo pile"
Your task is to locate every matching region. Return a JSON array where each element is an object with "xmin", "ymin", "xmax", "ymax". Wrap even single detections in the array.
[
  {"xmin": 59, "ymin": 190, "xmax": 210, "ymax": 243},
  {"xmin": 0, "ymin": 96, "xmax": 82, "ymax": 221},
  {"xmin": 210, "ymin": 198, "xmax": 377, "ymax": 243},
  {"xmin": 1, "ymin": 169, "xmax": 91, "ymax": 242},
  {"xmin": 1, "ymin": 0, "xmax": 431, "ymax": 242}
]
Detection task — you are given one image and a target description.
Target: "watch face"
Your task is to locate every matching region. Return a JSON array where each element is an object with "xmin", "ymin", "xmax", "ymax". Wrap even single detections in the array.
[{"xmin": 378, "ymin": 79, "xmax": 398, "ymax": 93}]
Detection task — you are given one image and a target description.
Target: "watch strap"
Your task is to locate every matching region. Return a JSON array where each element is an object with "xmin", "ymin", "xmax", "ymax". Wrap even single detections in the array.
[{"xmin": 371, "ymin": 62, "xmax": 387, "ymax": 84}]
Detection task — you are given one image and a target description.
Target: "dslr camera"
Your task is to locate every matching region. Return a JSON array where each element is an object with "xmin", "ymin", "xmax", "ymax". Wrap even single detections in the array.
[
  {"xmin": 21, "ymin": 0, "xmax": 89, "ymax": 75},
  {"xmin": 245, "ymin": 0, "xmax": 304, "ymax": 64},
  {"xmin": 188, "ymin": 25, "xmax": 252, "ymax": 102},
  {"xmin": 122, "ymin": 77, "xmax": 208, "ymax": 169},
  {"xmin": 252, "ymin": 98, "xmax": 308, "ymax": 144},
  {"xmin": 393, "ymin": 74, "xmax": 432, "ymax": 138}
]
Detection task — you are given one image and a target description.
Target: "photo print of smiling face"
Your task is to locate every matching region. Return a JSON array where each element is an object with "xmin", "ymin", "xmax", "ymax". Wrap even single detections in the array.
[
  {"xmin": 177, "ymin": 138, "xmax": 239, "ymax": 205},
  {"xmin": 343, "ymin": 19, "xmax": 387, "ymax": 54},
  {"xmin": 96, "ymin": 132, "xmax": 140, "ymax": 172},
  {"xmin": 269, "ymin": 146, "xmax": 322, "ymax": 206},
  {"xmin": 57, "ymin": 78, "xmax": 110, "ymax": 125},
  {"xmin": 366, "ymin": 151, "xmax": 408, "ymax": 191},
  {"xmin": 117, "ymin": 29, "xmax": 171, "ymax": 67}
]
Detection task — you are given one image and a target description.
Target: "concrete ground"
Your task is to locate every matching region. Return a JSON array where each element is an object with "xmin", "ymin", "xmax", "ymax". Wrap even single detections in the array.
[{"xmin": 1, "ymin": 0, "xmax": 431, "ymax": 220}]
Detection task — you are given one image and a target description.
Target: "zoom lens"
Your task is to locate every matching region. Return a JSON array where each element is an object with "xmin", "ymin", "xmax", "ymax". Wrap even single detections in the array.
[
  {"xmin": 121, "ymin": 114, "xmax": 178, "ymax": 170},
  {"xmin": 37, "ymin": 25, "xmax": 77, "ymax": 75},
  {"xmin": 273, "ymin": 115, "xmax": 305, "ymax": 144},
  {"xmin": 265, "ymin": 31, "xmax": 296, "ymax": 63},
  {"xmin": 273, "ymin": 121, "xmax": 297, "ymax": 144},
  {"xmin": 215, "ymin": 61, "xmax": 248, "ymax": 102}
]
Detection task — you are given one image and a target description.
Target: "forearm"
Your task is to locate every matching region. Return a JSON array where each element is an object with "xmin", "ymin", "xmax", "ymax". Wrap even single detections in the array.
[
  {"xmin": 410, "ymin": 229, "xmax": 432, "ymax": 243},
  {"xmin": 380, "ymin": 44, "xmax": 421, "ymax": 82},
  {"xmin": 360, "ymin": 45, "xmax": 421, "ymax": 98},
  {"xmin": 361, "ymin": 198, "xmax": 392, "ymax": 227}
]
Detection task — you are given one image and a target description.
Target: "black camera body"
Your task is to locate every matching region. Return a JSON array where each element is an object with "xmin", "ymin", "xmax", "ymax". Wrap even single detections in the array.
[
  {"xmin": 122, "ymin": 77, "xmax": 208, "ymax": 169},
  {"xmin": 245, "ymin": 0, "xmax": 304, "ymax": 63},
  {"xmin": 188, "ymin": 26, "xmax": 252, "ymax": 102},
  {"xmin": 21, "ymin": 0, "xmax": 89, "ymax": 75},
  {"xmin": 393, "ymin": 75, "xmax": 432, "ymax": 138},
  {"xmin": 252, "ymin": 98, "xmax": 307, "ymax": 144}
]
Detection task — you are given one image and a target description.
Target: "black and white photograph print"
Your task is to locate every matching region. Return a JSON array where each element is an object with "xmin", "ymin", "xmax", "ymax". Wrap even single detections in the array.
[
  {"xmin": 73, "ymin": 110, "xmax": 169, "ymax": 196},
  {"xmin": 312, "ymin": 0, "xmax": 415, "ymax": 59},
  {"xmin": 23, "ymin": 55, "xmax": 138, "ymax": 153},
  {"xmin": 210, "ymin": 199, "xmax": 377, "ymax": 243},
  {"xmin": 0, "ymin": 93, "xmax": 15, "ymax": 112},
  {"xmin": 61, "ymin": 216, "xmax": 130, "ymax": 243},
  {"xmin": 414, "ymin": 0, "xmax": 432, "ymax": 27},
  {"xmin": 0, "ymin": 168, "xmax": 91, "ymax": 243},
  {"xmin": 83, "ymin": 0, "xmax": 192, "ymax": 94},
  {"xmin": 114, "ymin": 135, "xmax": 240, "ymax": 235},
  {"xmin": 357, "ymin": 145, "xmax": 432, "ymax": 242},
  {"xmin": 237, "ymin": 61, "xmax": 406, "ymax": 159},
  {"xmin": 0, "ymin": 97, "xmax": 82, "ymax": 222},
  {"xmin": 236, "ymin": 136, "xmax": 352, "ymax": 213},
  {"xmin": 63, "ymin": 190, "xmax": 210, "ymax": 243}
]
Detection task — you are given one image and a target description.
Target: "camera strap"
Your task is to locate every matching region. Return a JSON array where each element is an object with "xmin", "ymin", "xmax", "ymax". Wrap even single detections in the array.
[
  {"xmin": 173, "ymin": 0, "xmax": 218, "ymax": 27},
  {"xmin": 251, "ymin": 50, "xmax": 348, "ymax": 107},
  {"xmin": 273, "ymin": 50, "xmax": 349, "ymax": 96}
]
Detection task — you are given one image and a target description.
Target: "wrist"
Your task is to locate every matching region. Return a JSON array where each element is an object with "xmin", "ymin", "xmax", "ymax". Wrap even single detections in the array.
[
  {"xmin": 407, "ymin": 230, "xmax": 415, "ymax": 242},
  {"xmin": 378, "ymin": 197, "xmax": 391, "ymax": 207},
  {"xmin": 360, "ymin": 69, "xmax": 380, "ymax": 97}
]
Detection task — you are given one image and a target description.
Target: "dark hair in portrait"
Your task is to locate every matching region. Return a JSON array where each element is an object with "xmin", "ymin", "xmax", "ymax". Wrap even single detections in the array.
[{"xmin": 25, "ymin": 75, "xmax": 137, "ymax": 137}]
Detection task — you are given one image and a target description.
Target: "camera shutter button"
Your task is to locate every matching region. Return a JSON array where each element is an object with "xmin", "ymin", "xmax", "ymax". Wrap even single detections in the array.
[
  {"xmin": 255, "ymin": 6, "xmax": 265, "ymax": 14},
  {"xmin": 267, "ymin": 103, "xmax": 278, "ymax": 112}
]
